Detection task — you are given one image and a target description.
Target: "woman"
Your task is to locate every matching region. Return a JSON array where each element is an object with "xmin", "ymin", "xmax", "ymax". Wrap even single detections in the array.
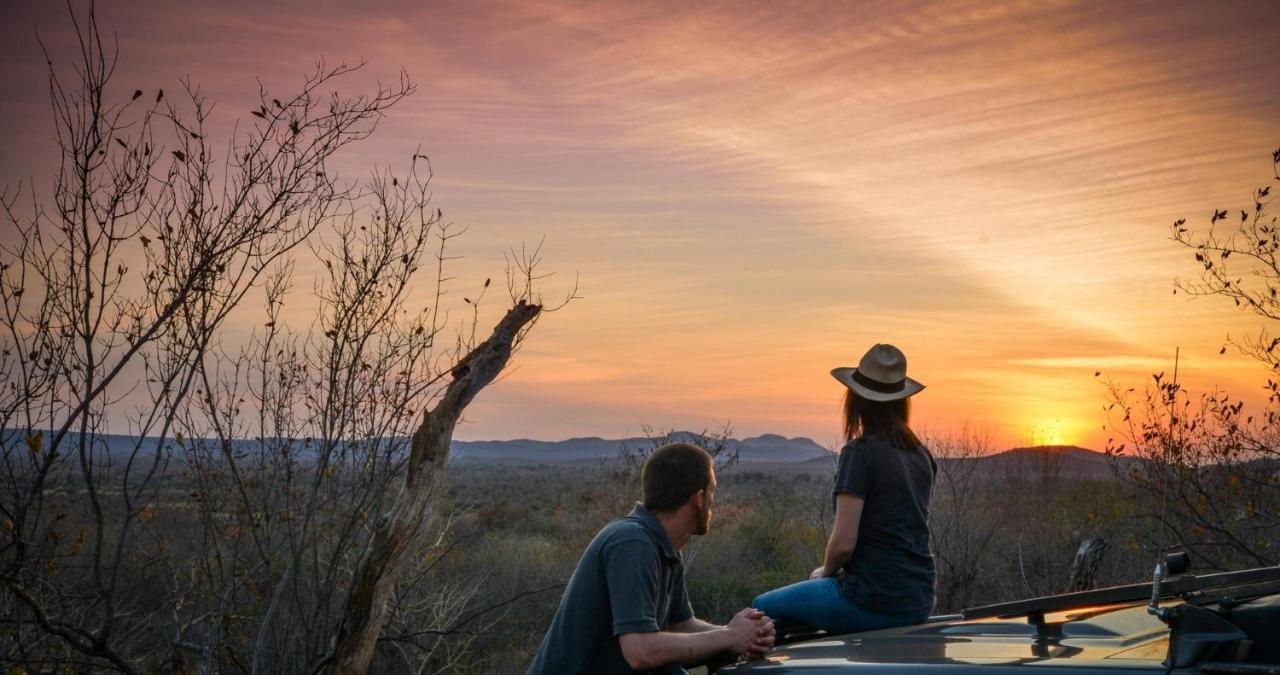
[{"xmin": 752, "ymin": 343, "xmax": 936, "ymax": 635}]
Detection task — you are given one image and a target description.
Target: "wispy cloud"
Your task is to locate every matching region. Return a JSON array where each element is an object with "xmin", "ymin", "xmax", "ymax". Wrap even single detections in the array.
[{"xmin": 2, "ymin": 0, "xmax": 1277, "ymax": 448}]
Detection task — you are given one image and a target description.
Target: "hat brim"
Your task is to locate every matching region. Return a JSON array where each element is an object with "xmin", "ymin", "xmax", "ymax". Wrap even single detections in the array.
[{"xmin": 830, "ymin": 367, "xmax": 925, "ymax": 402}]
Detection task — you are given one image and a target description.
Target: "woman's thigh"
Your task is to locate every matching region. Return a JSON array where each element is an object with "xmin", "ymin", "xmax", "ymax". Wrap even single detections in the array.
[
  {"xmin": 752, "ymin": 578, "xmax": 859, "ymax": 633},
  {"xmin": 752, "ymin": 578, "xmax": 920, "ymax": 635}
]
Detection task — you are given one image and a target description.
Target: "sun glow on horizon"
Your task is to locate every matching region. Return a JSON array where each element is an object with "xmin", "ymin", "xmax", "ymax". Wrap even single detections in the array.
[{"xmin": 1020, "ymin": 420, "xmax": 1080, "ymax": 448}]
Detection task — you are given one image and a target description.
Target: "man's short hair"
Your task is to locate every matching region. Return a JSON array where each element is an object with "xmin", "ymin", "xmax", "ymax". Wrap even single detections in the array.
[{"xmin": 642, "ymin": 443, "xmax": 713, "ymax": 512}]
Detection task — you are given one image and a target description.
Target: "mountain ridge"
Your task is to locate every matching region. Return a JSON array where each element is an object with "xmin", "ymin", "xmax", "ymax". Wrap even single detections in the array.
[{"xmin": 6, "ymin": 430, "xmax": 1119, "ymax": 476}]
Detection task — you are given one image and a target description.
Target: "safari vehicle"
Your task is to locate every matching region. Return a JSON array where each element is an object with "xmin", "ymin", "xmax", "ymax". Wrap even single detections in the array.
[{"xmin": 722, "ymin": 555, "xmax": 1280, "ymax": 674}]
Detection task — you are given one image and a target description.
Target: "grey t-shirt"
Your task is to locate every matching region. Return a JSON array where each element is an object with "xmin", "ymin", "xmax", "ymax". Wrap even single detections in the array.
[
  {"xmin": 833, "ymin": 433, "xmax": 936, "ymax": 619},
  {"xmin": 527, "ymin": 503, "xmax": 694, "ymax": 675}
]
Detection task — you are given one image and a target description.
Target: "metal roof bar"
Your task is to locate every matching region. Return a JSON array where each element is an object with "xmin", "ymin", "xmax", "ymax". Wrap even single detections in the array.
[{"xmin": 961, "ymin": 565, "xmax": 1280, "ymax": 621}]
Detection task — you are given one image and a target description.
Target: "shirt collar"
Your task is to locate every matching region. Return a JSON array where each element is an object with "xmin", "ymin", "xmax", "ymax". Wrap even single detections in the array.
[{"xmin": 628, "ymin": 503, "xmax": 680, "ymax": 561}]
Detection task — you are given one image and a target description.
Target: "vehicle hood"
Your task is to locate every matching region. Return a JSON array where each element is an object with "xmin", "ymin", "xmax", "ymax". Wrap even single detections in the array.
[{"xmin": 727, "ymin": 603, "xmax": 1170, "ymax": 672}]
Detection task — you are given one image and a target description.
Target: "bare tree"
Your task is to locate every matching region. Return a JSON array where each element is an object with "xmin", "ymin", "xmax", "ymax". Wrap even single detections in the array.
[
  {"xmin": 325, "ymin": 300, "xmax": 541, "ymax": 673},
  {"xmin": 924, "ymin": 428, "xmax": 1002, "ymax": 610},
  {"xmin": 1, "ymin": 6, "xmax": 560, "ymax": 672},
  {"xmin": 1102, "ymin": 147, "xmax": 1280, "ymax": 571}
]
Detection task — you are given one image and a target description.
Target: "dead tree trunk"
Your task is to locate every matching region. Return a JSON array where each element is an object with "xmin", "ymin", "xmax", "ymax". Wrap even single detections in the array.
[
  {"xmin": 1068, "ymin": 536, "xmax": 1108, "ymax": 592},
  {"xmin": 324, "ymin": 300, "xmax": 542, "ymax": 674}
]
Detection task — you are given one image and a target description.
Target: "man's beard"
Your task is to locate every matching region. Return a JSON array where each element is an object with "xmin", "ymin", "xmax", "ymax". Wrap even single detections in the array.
[{"xmin": 694, "ymin": 505, "xmax": 712, "ymax": 536}]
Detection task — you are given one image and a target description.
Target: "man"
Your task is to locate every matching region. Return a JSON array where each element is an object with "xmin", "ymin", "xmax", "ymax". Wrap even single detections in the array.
[{"xmin": 528, "ymin": 442, "xmax": 775, "ymax": 674}]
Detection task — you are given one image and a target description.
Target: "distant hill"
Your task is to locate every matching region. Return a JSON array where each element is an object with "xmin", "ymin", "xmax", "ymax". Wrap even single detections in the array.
[
  {"xmin": 986, "ymin": 445, "xmax": 1119, "ymax": 480},
  {"xmin": 10, "ymin": 430, "xmax": 1125, "ymax": 478},
  {"xmin": 451, "ymin": 432, "xmax": 833, "ymax": 464},
  {"xmin": 800, "ymin": 443, "xmax": 1122, "ymax": 480},
  {"xmin": 5, "ymin": 430, "xmax": 832, "ymax": 464}
]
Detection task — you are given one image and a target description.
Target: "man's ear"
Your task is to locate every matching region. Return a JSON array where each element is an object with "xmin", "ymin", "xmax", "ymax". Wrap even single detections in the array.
[{"xmin": 689, "ymin": 489, "xmax": 705, "ymax": 512}]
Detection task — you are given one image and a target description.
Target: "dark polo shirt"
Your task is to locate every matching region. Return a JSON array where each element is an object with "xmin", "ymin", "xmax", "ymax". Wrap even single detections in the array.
[
  {"xmin": 527, "ymin": 503, "xmax": 694, "ymax": 675},
  {"xmin": 833, "ymin": 433, "xmax": 936, "ymax": 619}
]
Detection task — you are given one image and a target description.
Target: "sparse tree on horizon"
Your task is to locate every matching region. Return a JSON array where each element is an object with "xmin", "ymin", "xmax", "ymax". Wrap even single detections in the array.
[{"xmin": 0, "ymin": 5, "xmax": 562, "ymax": 673}]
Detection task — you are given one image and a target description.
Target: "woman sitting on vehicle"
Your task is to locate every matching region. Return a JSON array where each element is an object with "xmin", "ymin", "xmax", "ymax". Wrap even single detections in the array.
[{"xmin": 752, "ymin": 343, "xmax": 936, "ymax": 635}]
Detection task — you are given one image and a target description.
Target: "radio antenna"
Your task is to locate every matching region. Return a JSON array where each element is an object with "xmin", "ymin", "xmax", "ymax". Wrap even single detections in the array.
[
  {"xmin": 1164, "ymin": 345, "xmax": 1178, "ymax": 548},
  {"xmin": 1149, "ymin": 346, "xmax": 1179, "ymax": 619}
]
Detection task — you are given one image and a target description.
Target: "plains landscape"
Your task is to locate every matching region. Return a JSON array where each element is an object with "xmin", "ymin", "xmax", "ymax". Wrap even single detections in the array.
[{"xmin": 2, "ymin": 1, "xmax": 1278, "ymax": 673}]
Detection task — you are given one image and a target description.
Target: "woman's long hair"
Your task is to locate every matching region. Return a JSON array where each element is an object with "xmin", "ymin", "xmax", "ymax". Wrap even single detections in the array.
[{"xmin": 843, "ymin": 389, "xmax": 922, "ymax": 449}]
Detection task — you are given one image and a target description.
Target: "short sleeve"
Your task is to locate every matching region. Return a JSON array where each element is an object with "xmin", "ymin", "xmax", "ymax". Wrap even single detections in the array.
[
  {"xmin": 604, "ymin": 537, "xmax": 662, "ymax": 635},
  {"xmin": 834, "ymin": 445, "xmax": 871, "ymax": 498},
  {"xmin": 668, "ymin": 562, "xmax": 694, "ymax": 625}
]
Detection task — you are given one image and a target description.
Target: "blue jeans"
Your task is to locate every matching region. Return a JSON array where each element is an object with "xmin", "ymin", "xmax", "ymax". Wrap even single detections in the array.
[{"xmin": 752, "ymin": 578, "xmax": 924, "ymax": 635}]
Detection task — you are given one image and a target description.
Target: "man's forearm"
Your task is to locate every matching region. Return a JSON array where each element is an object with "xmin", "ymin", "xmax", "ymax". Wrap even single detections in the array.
[
  {"xmin": 670, "ymin": 617, "xmax": 719, "ymax": 634},
  {"xmin": 619, "ymin": 628, "xmax": 732, "ymax": 669}
]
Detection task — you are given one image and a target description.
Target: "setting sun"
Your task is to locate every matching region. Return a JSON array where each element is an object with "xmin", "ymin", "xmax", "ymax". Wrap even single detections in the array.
[{"xmin": 1019, "ymin": 420, "xmax": 1081, "ymax": 448}]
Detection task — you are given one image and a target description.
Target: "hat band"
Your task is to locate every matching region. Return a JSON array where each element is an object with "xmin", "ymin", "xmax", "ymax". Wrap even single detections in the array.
[{"xmin": 853, "ymin": 370, "xmax": 906, "ymax": 394}]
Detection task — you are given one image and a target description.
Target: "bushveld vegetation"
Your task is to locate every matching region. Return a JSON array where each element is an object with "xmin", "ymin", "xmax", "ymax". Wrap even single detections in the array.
[{"xmin": 2, "ymin": 5, "xmax": 1276, "ymax": 675}]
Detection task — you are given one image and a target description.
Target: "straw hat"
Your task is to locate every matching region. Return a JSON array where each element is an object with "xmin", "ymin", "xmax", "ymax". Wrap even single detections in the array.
[{"xmin": 830, "ymin": 343, "xmax": 925, "ymax": 402}]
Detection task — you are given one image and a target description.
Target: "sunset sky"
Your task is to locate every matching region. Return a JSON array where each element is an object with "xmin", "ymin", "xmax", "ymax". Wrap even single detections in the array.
[{"xmin": 3, "ymin": 1, "xmax": 1278, "ymax": 450}]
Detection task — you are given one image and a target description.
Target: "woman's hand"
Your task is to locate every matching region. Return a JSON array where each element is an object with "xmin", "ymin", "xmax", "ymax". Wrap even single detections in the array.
[{"xmin": 809, "ymin": 565, "xmax": 829, "ymax": 580}]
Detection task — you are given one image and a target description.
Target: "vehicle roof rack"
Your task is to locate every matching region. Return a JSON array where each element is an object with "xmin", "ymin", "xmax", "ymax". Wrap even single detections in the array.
[{"xmin": 962, "ymin": 565, "xmax": 1280, "ymax": 622}]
